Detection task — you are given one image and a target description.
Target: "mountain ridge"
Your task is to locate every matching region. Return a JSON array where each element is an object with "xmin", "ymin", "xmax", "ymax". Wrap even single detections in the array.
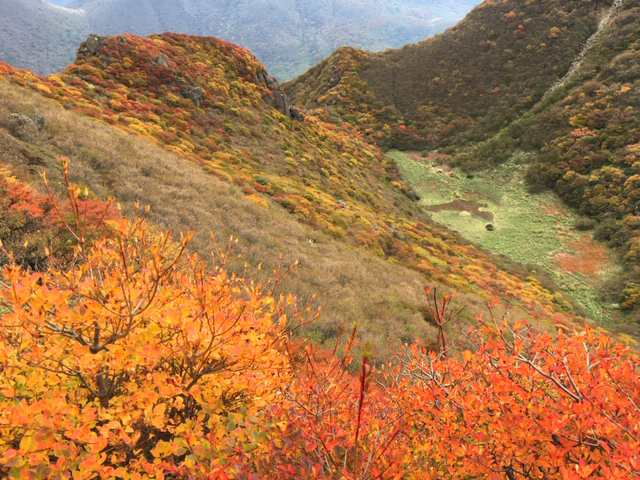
[
  {"xmin": 0, "ymin": 30, "xmax": 590, "ymax": 353},
  {"xmin": 1, "ymin": 0, "xmax": 478, "ymax": 79},
  {"xmin": 286, "ymin": 0, "xmax": 614, "ymax": 148}
]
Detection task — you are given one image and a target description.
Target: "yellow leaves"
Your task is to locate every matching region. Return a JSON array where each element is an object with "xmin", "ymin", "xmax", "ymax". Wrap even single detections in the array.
[
  {"xmin": 164, "ymin": 93, "xmax": 182, "ymax": 106},
  {"xmin": 462, "ymin": 350, "xmax": 472, "ymax": 363},
  {"xmin": 148, "ymin": 403, "xmax": 167, "ymax": 430},
  {"xmin": 34, "ymin": 84, "xmax": 52, "ymax": 95},
  {"xmin": 0, "ymin": 166, "xmax": 18, "ymax": 184},
  {"xmin": 0, "ymin": 201, "xmax": 299, "ymax": 473},
  {"xmin": 183, "ymin": 454, "xmax": 198, "ymax": 469},
  {"xmin": 246, "ymin": 194, "xmax": 269, "ymax": 208}
]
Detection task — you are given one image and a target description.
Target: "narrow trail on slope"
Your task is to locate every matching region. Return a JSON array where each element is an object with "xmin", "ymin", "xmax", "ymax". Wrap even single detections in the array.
[{"xmin": 537, "ymin": 0, "xmax": 624, "ymax": 105}]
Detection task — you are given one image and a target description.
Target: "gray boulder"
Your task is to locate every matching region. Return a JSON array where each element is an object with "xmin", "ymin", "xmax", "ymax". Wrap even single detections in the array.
[
  {"xmin": 77, "ymin": 34, "xmax": 105, "ymax": 59},
  {"xmin": 154, "ymin": 53, "xmax": 170, "ymax": 68},
  {"xmin": 180, "ymin": 84, "xmax": 205, "ymax": 108},
  {"xmin": 2, "ymin": 113, "xmax": 45, "ymax": 141}
]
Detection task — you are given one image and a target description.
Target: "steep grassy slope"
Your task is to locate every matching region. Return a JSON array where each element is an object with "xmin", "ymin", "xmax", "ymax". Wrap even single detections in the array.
[
  {"xmin": 0, "ymin": 79, "xmax": 442, "ymax": 360},
  {"xmin": 287, "ymin": 0, "xmax": 614, "ymax": 148},
  {"xmin": 0, "ymin": 33, "xmax": 595, "ymax": 353}
]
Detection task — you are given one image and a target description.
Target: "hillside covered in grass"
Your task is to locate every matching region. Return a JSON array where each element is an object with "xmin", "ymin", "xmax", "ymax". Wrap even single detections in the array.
[
  {"xmin": 0, "ymin": 31, "xmax": 594, "ymax": 355},
  {"xmin": 286, "ymin": 0, "xmax": 640, "ymax": 324},
  {"xmin": 1, "ymin": 8, "xmax": 639, "ymax": 479}
]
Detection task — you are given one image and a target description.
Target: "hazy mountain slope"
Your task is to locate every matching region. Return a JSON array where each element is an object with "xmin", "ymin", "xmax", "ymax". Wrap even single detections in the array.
[
  {"xmin": 287, "ymin": 0, "xmax": 613, "ymax": 148},
  {"xmin": 0, "ymin": 33, "xmax": 587, "ymax": 349},
  {"xmin": 66, "ymin": 0, "xmax": 478, "ymax": 80},
  {"xmin": 0, "ymin": 0, "xmax": 90, "ymax": 75}
]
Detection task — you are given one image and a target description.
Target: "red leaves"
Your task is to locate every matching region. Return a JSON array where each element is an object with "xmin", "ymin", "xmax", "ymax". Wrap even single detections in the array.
[
  {"xmin": 3, "ymin": 450, "xmax": 17, "ymax": 459},
  {"xmin": 386, "ymin": 314, "xmax": 640, "ymax": 478},
  {"xmin": 0, "ymin": 162, "xmax": 117, "ymax": 271},
  {"xmin": 1, "ymin": 193, "xmax": 639, "ymax": 478}
]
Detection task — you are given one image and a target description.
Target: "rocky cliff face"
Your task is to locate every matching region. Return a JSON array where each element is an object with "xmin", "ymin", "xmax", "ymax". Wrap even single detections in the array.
[{"xmin": 255, "ymin": 70, "xmax": 303, "ymax": 120}]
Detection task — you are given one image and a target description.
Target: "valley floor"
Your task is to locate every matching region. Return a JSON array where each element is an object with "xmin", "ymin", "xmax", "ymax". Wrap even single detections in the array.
[{"xmin": 390, "ymin": 150, "xmax": 622, "ymax": 324}]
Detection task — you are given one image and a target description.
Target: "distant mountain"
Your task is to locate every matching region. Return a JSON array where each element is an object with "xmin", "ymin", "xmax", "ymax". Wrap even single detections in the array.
[
  {"xmin": 0, "ymin": 0, "xmax": 89, "ymax": 75},
  {"xmin": 69, "ymin": 0, "xmax": 479, "ymax": 79},
  {"xmin": 0, "ymin": 0, "xmax": 478, "ymax": 79}
]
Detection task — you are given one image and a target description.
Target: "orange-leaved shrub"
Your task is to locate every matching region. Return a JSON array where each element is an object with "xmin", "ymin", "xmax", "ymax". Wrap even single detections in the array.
[
  {"xmin": 237, "ymin": 293, "xmax": 640, "ymax": 479},
  {"xmin": 0, "ymin": 166, "xmax": 315, "ymax": 478},
  {"xmin": 0, "ymin": 168, "xmax": 638, "ymax": 479},
  {"xmin": 0, "ymin": 162, "xmax": 116, "ymax": 271},
  {"xmin": 387, "ymin": 309, "xmax": 640, "ymax": 479}
]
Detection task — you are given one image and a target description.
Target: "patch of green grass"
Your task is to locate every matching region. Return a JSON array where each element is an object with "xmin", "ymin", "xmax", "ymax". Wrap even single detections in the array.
[{"xmin": 390, "ymin": 150, "xmax": 622, "ymax": 320}]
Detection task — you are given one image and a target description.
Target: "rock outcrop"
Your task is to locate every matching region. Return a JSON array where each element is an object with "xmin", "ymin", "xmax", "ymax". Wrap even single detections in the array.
[
  {"xmin": 180, "ymin": 84, "xmax": 204, "ymax": 108},
  {"xmin": 76, "ymin": 34, "xmax": 105, "ymax": 60},
  {"xmin": 2, "ymin": 113, "xmax": 45, "ymax": 142},
  {"xmin": 154, "ymin": 53, "xmax": 170, "ymax": 68},
  {"xmin": 255, "ymin": 70, "xmax": 304, "ymax": 121}
]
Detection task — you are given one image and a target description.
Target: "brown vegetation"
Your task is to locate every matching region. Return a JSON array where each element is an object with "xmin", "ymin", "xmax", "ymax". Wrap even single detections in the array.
[{"xmin": 0, "ymin": 79, "xmax": 445, "ymax": 360}]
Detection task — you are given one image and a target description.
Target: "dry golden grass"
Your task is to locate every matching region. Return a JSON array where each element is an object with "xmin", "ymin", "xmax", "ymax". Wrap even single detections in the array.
[{"xmin": 0, "ymin": 79, "xmax": 547, "ymax": 360}]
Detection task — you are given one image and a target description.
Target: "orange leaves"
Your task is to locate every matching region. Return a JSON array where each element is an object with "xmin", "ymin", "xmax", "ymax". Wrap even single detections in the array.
[
  {"xmin": 0, "ymin": 167, "xmax": 312, "ymax": 477},
  {"xmin": 571, "ymin": 126, "xmax": 597, "ymax": 138},
  {"xmin": 384, "ymin": 312, "xmax": 640, "ymax": 479},
  {"xmin": 3, "ymin": 261, "xmax": 639, "ymax": 479}
]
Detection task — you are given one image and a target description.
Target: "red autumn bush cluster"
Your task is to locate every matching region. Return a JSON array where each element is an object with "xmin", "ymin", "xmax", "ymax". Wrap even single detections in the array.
[{"xmin": 0, "ymin": 165, "xmax": 638, "ymax": 479}]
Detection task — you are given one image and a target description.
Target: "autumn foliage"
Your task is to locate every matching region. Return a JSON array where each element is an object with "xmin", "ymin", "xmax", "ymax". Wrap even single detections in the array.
[
  {"xmin": 0, "ymin": 164, "xmax": 116, "ymax": 271},
  {"xmin": 0, "ymin": 167, "xmax": 639, "ymax": 478},
  {"xmin": 0, "ymin": 165, "xmax": 311, "ymax": 477},
  {"xmin": 286, "ymin": 0, "xmax": 610, "ymax": 150},
  {"xmin": 0, "ymin": 36, "xmax": 585, "ymax": 330}
]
